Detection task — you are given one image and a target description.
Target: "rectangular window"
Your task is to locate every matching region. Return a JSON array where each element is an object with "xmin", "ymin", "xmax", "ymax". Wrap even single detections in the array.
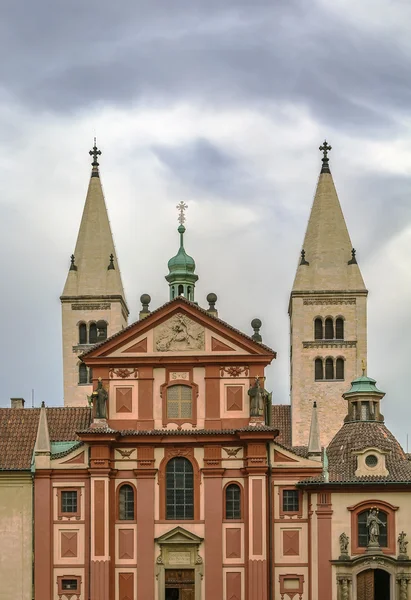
[
  {"xmin": 61, "ymin": 490, "xmax": 78, "ymax": 514},
  {"xmin": 282, "ymin": 489, "xmax": 299, "ymax": 512},
  {"xmin": 62, "ymin": 579, "xmax": 79, "ymax": 591}
]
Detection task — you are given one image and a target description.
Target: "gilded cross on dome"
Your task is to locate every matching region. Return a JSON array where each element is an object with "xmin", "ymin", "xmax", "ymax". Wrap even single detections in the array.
[
  {"xmin": 176, "ymin": 201, "xmax": 188, "ymax": 225},
  {"xmin": 89, "ymin": 137, "xmax": 102, "ymax": 167},
  {"xmin": 319, "ymin": 140, "xmax": 332, "ymax": 160}
]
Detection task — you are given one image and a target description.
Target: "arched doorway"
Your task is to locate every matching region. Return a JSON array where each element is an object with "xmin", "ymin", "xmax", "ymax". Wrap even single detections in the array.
[{"xmin": 357, "ymin": 569, "xmax": 390, "ymax": 600}]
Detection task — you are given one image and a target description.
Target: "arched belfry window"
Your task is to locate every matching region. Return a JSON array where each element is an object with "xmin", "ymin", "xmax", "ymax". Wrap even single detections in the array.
[
  {"xmin": 314, "ymin": 318, "xmax": 323, "ymax": 340},
  {"xmin": 335, "ymin": 318, "xmax": 344, "ymax": 340},
  {"xmin": 178, "ymin": 284, "xmax": 184, "ymax": 296},
  {"xmin": 225, "ymin": 484, "xmax": 241, "ymax": 520},
  {"xmin": 79, "ymin": 323, "xmax": 87, "ymax": 344},
  {"xmin": 315, "ymin": 358, "xmax": 324, "ymax": 381},
  {"xmin": 325, "ymin": 358, "xmax": 334, "ymax": 380},
  {"xmin": 89, "ymin": 323, "xmax": 97, "ymax": 344},
  {"xmin": 166, "ymin": 457, "xmax": 194, "ymax": 520},
  {"xmin": 96, "ymin": 320, "xmax": 107, "ymax": 341},
  {"xmin": 118, "ymin": 484, "xmax": 135, "ymax": 520},
  {"xmin": 336, "ymin": 358, "xmax": 344, "ymax": 380},
  {"xmin": 78, "ymin": 363, "xmax": 88, "ymax": 384},
  {"xmin": 167, "ymin": 385, "xmax": 193, "ymax": 419},
  {"xmin": 325, "ymin": 318, "xmax": 334, "ymax": 340}
]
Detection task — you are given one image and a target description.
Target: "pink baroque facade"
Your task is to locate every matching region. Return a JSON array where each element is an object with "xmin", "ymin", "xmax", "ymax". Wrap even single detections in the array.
[{"xmin": 33, "ymin": 297, "xmax": 322, "ymax": 600}]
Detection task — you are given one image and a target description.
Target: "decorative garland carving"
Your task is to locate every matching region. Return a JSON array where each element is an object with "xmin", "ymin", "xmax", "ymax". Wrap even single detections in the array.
[
  {"xmin": 223, "ymin": 447, "xmax": 242, "ymax": 457},
  {"xmin": 116, "ymin": 448, "xmax": 135, "ymax": 459},
  {"xmin": 220, "ymin": 366, "xmax": 249, "ymax": 378},
  {"xmin": 109, "ymin": 368, "xmax": 138, "ymax": 379}
]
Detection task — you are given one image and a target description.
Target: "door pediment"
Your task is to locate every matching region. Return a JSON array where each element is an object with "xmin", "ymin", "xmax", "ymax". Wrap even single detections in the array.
[{"xmin": 156, "ymin": 526, "xmax": 203, "ymax": 546}]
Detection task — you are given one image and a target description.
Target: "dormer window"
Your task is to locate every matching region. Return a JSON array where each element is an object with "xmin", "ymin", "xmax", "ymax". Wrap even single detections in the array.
[{"xmin": 354, "ymin": 448, "xmax": 389, "ymax": 477}]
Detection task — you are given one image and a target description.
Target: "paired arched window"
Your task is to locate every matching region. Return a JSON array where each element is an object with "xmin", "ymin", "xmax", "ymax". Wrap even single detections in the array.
[
  {"xmin": 118, "ymin": 484, "xmax": 135, "ymax": 520},
  {"xmin": 167, "ymin": 385, "xmax": 193, "ymax": 419},
  {"xmin": 225, "ymin": 484, "xmax": 241, "ymax": 520},
  {"xmin": 166, "ymin": 457, "xmax": 194, "ymax": 520},
  {"xmin": 358, "ymin": 509, "xmax": 388, "ymax": 547},
  {"xmin": 78, "ymin": 363, "xmax": 88, "ymax": 384},
  {"xmin": 313, "ymin": 317, "xmax": 344, "ymax": 340},
  {"xmin": 78, "ymin": 321, "xmax": 107, "ymax": 345},
  {"xmin": 314, "ymin": 358, "xmax": 345, "ymax": 381}
]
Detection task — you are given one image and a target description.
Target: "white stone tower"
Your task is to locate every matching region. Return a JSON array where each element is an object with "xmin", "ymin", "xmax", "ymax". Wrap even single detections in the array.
[
  {"xmin": 289, "ymin": 141, "xmax": 367, "ymax": 447},
  {"xmin": 61, "ymin": 141, "xmax": 129, "ymax": 406}
]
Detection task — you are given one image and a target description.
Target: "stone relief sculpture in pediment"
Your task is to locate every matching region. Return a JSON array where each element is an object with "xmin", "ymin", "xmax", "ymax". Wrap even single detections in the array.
[{"xmin": 154, "ymin": 313, "xmax": 205, "ymax": 352}]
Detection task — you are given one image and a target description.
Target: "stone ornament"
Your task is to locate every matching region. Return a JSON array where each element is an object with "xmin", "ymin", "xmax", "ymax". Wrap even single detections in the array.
[
  {"xmin": 109, "ymin": 367, "xmax": 138, "ymax": 379},
  {"xmin": 366, "ymin": 508, "xmax": 385, "ymax": 548},
  {"xmin": 339, "ymin": 532, "xmax": 349, "ymax": 559},
  {"xmin": 337, "ymin": 574, "xmax": 351, "ymax": 600},
  {"xmin": 220, "ymin": 366, "xmax": 249, "ymax": 378},
  {"xmin": 248, "ymin": 376, "xmax": 270, "ymax": 418},
  {"xmin": 154, "ymin": 313, "xmax": 205, "ymax": 351},
  {"xmin": 397, "ymin": 574, "xmax": 411, "ymax": 600},
  {"xmin": 91, "ymin": 378, "xmax": 108, "ymax": 419},
  {"xmin": 398, "ymin": 531, "xmax": 409, "ymax": 559}
]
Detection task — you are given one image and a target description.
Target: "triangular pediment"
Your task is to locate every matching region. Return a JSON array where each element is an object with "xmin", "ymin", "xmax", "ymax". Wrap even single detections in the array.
[
  {"xmin": 81, "ymin": 297, "xmax": 276, "ymax": 361},
  {"xmin": 155, "ymin": 526, "xmax": 203, "ymax": 545}
]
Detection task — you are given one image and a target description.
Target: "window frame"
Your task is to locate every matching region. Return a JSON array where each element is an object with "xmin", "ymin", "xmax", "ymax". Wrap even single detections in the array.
[
  {"xmin": 57, "ymin": 576, "xmax": 81, "ymax": 596},
  {"xmin": 57, "ymin": 488, "xmax": 81, "ymax": 519},
  {"xmin": 315, "ymin": 358, "xmax": 324, "ymax": 381},
  {"xmin": 160, "ymin": 370, "xmax": 198, "ymax": 427},
  {"xmin": 314, "ymin": 317, "xmax": 323, "ymax": 340},
  {"xmin": 223, "ymin": 482, "xmax": 243, "ymax": 521},
  {"xmin": 78, "ymin": 322, "xmax": 87, "ymax": 344},
  {"xmin": 335, "ymin": 357, "xmax": 345, "ymax": 380},
  {"xmin": 335, "ymin": 317, "xmax": 344, "ymax": 340},
  {"xmin": 117, "ymin": 483, "xmax": 136, "ymax": 522},
  {"xmin": 89, "ymin": 322, "xmax": 98, "ymax": 344},
  {"xmin": 165, "ymin": 457, "xmax": 195, "ymax": 520},
  {"xmin": 325, "ymin": 357, "xmax": 334, "ymax": 380},
  {"xmin": 348, "ymin": 499, "xmax": 397, "ymax": 555},
  {"xmin": 324, "ymin": 317, "xmax": 334, "ymax": 340},
  {"xmin": 158, "ymin": 448, "xmax": 200, "ymax": 521},
  {"xmin": 78, "ymin": 363, "xmax": 88, "ymax": 385},
  {"xmin": 279, "ymin": 486, "xmax": 303, "ymax": 517}
]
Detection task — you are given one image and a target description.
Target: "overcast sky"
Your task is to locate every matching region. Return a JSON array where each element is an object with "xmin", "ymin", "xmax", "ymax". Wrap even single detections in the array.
[{"xmin": 1, "ymin": 0, "xmax": 410, "ymax": 445}]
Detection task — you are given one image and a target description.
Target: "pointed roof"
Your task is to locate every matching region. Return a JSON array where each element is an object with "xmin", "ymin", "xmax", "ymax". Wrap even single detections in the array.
[
  {"xmin": 292, "ymin": 142, "xmax": 366, "ymax": 293},
  {"xmin": 34, "ymin": 402, "xmax": 50, "ymax": 454},
  {"xmin": 308, "ymin": 401, "xmax": 321, "ymax": 458},
  {"xmin": 61, "ymin": 142, "xmax": 128, "ymax": 309}
]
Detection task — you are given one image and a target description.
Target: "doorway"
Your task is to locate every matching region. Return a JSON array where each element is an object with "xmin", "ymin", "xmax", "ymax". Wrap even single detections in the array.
[
  {"xmin": 357, "ymin": 569, "xmax": 390, "ymax": 600},
  {"xmin": 165, "ymin": 569, "xmax": 195, "ymax": 600}
]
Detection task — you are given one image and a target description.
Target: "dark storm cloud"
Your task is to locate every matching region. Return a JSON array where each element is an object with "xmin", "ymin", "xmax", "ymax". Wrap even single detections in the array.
[
  {"xmin": 1, "ymin": 1, "xmax": 410, "ymax": 135},
  {"xmin": 152, "ymin": 138, "xmax": 252, "ymax": 198}
]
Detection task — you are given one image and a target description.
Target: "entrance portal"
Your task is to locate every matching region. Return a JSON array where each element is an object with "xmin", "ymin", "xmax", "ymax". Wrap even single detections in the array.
[
  {"xmin": 165, "ymin": 569, "xmax": 195, "ymax": 600},
  {"xmin": 357, "ymin": 569, "xmax": 390, "ymax": 600}
]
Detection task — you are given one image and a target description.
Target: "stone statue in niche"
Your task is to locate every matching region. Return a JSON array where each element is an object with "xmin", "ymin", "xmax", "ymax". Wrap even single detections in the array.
[
  {"xmin": 248, "ymin": 376, "xmax": 268, "ymax": 418},
  {"xmin": 91, "ymin": 378, "xmax": 108, "ymax": 419},
  {"xmin": 155, "ymin": 313, "xmax": 205, "ymax": 351},
  {"xmin": 367, "ymin": 508, "xmax": 385, "ymax": 545}
]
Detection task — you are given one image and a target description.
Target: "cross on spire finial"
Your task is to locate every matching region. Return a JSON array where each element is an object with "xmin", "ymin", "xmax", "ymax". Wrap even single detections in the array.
[
  {"xmin": 89, "ymin": 138, "xmax": 102, "ymax": 168},
  {"xmin": 319, "ymin": 140, "xmax": 332, "ymax": 173},
  {"xmin": 176, "ymin": 201, "xmax": 188, "ymax": 225}
]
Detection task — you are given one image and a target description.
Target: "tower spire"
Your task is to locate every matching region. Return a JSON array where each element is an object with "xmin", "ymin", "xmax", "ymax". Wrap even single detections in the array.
[
  {"xmin": 165, "ymin": 203, "xmax": 198, "ymax": 302},
  {"xmin": 289, "ymin": 142, "xmax": 368, "ymax": 447},
  {"xmin": 61, "ymin": 142, "xmax": 129, "ymax": 407},
  {"xmin": 292, "ymin": 141, "xmax": 366, "ymax": 292}
]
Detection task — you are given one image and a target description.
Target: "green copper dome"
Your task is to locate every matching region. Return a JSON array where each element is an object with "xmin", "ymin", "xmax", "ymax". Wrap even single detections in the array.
[
  {"xmin": 166, "ymin": 224, "xmax": 198, "ymax": 301},
  {"xmin": 343, "ymin": 375, "xmax": 384, "ymax": 397}
]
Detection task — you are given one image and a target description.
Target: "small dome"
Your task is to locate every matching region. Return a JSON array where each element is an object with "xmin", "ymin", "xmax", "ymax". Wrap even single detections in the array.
[
  {"xmin": 326, "ymin": 421, "xmax": 411, "ymax": 482},
  {"xmin": 167, "ymin": 226, "xmax": 196, "ymax": 273},
  {"xmin": 343, "ymin": 375, "xmax": 384, "ymax": 398}
]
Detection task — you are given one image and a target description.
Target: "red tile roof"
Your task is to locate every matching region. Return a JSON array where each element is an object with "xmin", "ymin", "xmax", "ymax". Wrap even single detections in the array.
[
  {"xmin": 271, "ymin": 404, "xmax": 291, "ymax": 447},
  {"xmin": 0, "ymin": 407, "xmax": 91, "ymax": 471}
]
